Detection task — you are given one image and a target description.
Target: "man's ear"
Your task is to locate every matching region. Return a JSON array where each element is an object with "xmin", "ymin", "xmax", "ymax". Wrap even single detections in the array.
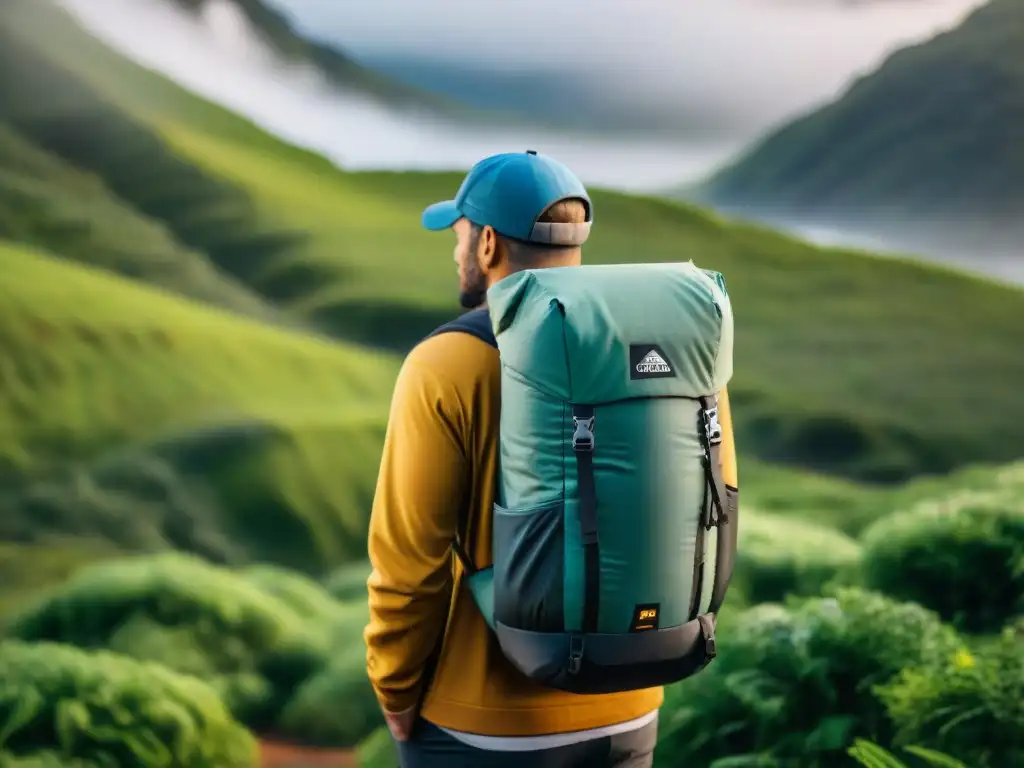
[{"xmin": 476, "ymin": 224, "xmax": 501, "ymax": 274}]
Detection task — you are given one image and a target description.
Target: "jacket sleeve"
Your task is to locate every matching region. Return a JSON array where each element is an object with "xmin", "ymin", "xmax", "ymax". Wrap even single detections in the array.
[
  {"xmin": 718, "ymin": 386, "xmax": 738, "ymax": 489},
  {"xmin": 364, "ymin": 352, "xmax": 468, "ymax": 716}
]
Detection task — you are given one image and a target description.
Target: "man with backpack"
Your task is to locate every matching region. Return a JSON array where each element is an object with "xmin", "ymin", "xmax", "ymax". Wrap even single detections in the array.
[{"xmin": 364, "ymin": 150, "xmax": 738, "ymax": 767}]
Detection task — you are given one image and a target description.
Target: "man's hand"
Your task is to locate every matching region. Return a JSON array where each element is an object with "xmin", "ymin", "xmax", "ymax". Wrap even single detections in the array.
[{"xmin": 384, "ymin": 706, "xmax": 417, "ymax": 742}]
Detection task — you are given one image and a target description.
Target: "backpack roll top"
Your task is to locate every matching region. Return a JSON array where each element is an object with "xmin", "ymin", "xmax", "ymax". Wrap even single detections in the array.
[{"xmin": 470, "ymin": 262, "xmax": 737, "ymax": 695}]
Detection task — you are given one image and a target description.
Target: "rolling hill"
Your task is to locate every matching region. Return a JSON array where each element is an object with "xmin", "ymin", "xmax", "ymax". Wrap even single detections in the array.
[
  {"xmin": 694, "ymin": 0, "xmax": 1024, "ymax": 255},
  {"xmin": 0, "ymin": 236, "xmax": 392, "ymax": 612},
  {"xmin": 1, "ymin": 0, "xmax": 1024, "ymax": 613},
  {"xmin": 2, "ymin": 0, "xmax": 1024, "ymax": 490}
]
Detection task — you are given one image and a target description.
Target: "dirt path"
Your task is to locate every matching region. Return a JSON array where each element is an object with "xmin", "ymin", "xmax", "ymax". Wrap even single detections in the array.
[{"xmin": 259, "ymin": 739, "xmax": 358, "ymax": 768}]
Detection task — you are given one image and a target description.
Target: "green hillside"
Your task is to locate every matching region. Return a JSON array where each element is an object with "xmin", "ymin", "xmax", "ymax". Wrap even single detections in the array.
[
  {"xmin": 2, "ymin": 0, "xmax": 1024, "ymax": 488},
  {"xmin": 0, "ymin": 121, "xmax": 277, "ymax": 320},
  {"xmin": 696, "ymin": 0, "xmax": 1024, "ymax": 243},
  {"xmin": 0, "ymin": 238, "xmax": 393, "ymax": 584}
]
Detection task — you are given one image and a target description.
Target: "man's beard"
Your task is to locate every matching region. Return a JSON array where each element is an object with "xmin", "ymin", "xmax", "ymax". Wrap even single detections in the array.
[{"xmin": 458, "ymin": 231, "xmax": 488, "ymax": 309}]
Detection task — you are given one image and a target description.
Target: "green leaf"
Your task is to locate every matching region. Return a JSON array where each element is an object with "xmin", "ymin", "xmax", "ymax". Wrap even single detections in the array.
[
  {"xmin": 847, "ymin": 739, "xmax": 910, "ymax": 768},
  {"xmin": 904, "ymin": 745, "xmax": 972, "ymax": 768}
]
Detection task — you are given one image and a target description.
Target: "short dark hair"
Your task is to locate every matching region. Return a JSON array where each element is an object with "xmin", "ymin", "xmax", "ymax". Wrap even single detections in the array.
[{"xmin": 470, "ymin": 197, "xmax": 589, "ymax": 268}]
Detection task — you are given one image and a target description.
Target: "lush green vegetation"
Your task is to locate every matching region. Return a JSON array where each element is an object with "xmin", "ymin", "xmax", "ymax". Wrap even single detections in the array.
[
  {"xmin": 0, "ymin": 239, "xmax": 392, "ymax": 587},
  {"xmin": 3, "ymin": 554, "xmax": 375, "ymax": 741},
  {"xmin": 0, "ymin": 1, "xmax": 1021, "ymax": 766},
  {"xmin": 860, "ymin": 463, "xmax": 1024, "ymax": 633},
  {"xmin": 3, "ymin": 0, "xmax": 1024, "ymax": 486},
  {"xmin": 696, "ymin": 0, "xmax": 1024, "ymax": 246},
  {"xmin": 3, "ymin": 486, "xmax": 1020, "ymax": 767},
  {"xmin": 0, "ymin": 639, "xmax": 258, "ymax": 767}
]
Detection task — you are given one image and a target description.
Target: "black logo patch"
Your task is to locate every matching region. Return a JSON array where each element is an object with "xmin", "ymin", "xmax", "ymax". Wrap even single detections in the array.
[
  {"xmin": 630, "ymin": 603, "xmax": 661, "ymax": 632},
  {"xmin": 629, "ymin": 344, "xmax": 675, "ymax": 380}
]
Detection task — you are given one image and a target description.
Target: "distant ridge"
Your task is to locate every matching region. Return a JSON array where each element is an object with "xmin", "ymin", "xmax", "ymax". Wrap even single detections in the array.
[{"xmin": 693, "ymin": 0, "xmax": 1024, "ymax": 255}]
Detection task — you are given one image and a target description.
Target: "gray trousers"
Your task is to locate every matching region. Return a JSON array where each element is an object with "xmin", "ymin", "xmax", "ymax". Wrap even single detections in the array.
[{"xmin": 396, "ymin": 717, "xmax": 658, "ymax": 768}]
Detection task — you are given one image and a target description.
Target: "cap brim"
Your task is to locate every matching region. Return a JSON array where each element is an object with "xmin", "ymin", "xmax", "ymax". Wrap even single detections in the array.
[{"xmin": 421, "ymin": 200, "xmax": 461, "ymax": 231}]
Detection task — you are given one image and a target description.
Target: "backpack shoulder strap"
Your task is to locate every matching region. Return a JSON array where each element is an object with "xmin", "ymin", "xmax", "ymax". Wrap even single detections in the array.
[
  {"xmin": 425, "ymin": 308, "xmax": 497, "ymax": 349},
  {"xmin": 421, "ymin": 307, "xmax": 497, "ymax": 573},
  {"xmin": 415, "ymin": 308, "xmax": 498, "ymax": 708}
]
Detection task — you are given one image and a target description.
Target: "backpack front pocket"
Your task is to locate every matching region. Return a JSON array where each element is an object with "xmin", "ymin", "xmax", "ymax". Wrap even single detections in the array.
[{"xmin": 492, "ymin": 499, "xmax": 565, "ymax": 633}]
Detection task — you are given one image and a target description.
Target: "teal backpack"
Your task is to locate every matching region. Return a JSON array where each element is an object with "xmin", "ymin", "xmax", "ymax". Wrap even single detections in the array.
[{"xmin": 436, "ymin": 261, "xmax": 737, "ymax": 694}]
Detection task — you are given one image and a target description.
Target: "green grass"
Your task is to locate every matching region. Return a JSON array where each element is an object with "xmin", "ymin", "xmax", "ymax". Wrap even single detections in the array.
[
  {"xmin": 105, "ymin": 107, "xmax": 1024, "ymax": 482},
  {"xmin": 0, "ymin": 541, "xmax": 119, "ymax": 622},
  {"xmin": 23, "ymin": 9, "xmax": 1024, "ymax": 480},
  {"xmin": 0, "ymin": 120, "xmax": 275, "ymax": 320},
  {"xmin": 0, "ymin": 238, "xmax": 393, "ymax": 577},
  {"xmin": 0, "ymin": 0, "xmax": 1022, "ymax": 591}
]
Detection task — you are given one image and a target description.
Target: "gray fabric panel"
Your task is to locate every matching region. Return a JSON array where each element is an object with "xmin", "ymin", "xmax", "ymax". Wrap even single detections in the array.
[{"xmin": 528, "ymin": 221, "xmax": 592, "ymax": 245}]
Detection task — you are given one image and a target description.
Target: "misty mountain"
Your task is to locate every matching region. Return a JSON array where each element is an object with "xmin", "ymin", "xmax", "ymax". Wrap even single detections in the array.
[
  {"xmin": 693, "ymin": 0, "xmax": 1024, "ymax": 259},
  {"xmin": 356, "ymin": 56, "xmax": 744, "ymax": 139},
  {"xmin": 270, "ymin": 0, "xmax": 984, "ymax": 140},
  {"xmin": 165, "ymin": 0, "xmax": 467, "ymax": 114}
]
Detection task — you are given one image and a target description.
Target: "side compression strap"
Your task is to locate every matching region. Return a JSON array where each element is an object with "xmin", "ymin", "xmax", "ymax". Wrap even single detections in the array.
[
  {"xmin": 698, "ymin": 395, "xmax": 727, "ymax": 527},
  {"xmin": 698, "ymin": 395, "xmax": 736, "ymax": 614},
  {"xmin": 572, "ymin": 405, "xmax": 600, "ymax": 636}
]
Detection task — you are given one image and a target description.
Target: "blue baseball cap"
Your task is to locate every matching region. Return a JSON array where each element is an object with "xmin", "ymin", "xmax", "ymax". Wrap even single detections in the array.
[{"xmin": 421, "ymin": 150, "xmax": 592, "ymax": 246}]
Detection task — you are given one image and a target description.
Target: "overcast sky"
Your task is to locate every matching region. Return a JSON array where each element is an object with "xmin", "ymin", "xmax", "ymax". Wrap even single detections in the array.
[
  {"xmin": 272, "ymin": 0, "xmax": 985, "ymax": 135},
  {"xmin": 55, "ymin": 0, "xmax": 987, "ymax": 190}
]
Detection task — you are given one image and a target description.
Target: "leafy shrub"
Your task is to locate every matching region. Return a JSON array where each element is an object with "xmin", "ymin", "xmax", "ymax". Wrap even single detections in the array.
[
  {"xmin": 276, "ymin": 643, "xmax": 382, "ymax": 747},
  {"xmin": 860, "ymin": 496, "xmax": 1024, "ymax": 632},
  {"xmin": 239, "ymin": 563, "xmax": 346, "ymax": 623},
  {"xmin": 876, "ymin": 628, "xmax": 1024, "ymax": 768},
  {"xmin": 325, "ymin": 560, "xmax": 370, "ymax": 602},
  {"xmin": 735, "ymin": 512, "xmax": 862, "ymax": 604},
  {"xmin": 0, "ymin": 640, "xmax": 256, "ymax": 767},
  {"xmin": 654, "ymin": 589, "xmax": 962, "ymax": 768},
  {"xmin": 3, "ymin": 553, "xmax": 332, "ymax": 731}
]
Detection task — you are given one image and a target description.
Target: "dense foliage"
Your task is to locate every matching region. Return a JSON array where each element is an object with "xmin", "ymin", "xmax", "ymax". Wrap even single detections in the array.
[
  {"xmin": 654, "ymin": 590, "xmax": 966, "ymax": 767},
  {"xmin": 1, "ymin": 554, "xmax": 367, "ymax": 743},
  {"xmin": 0, "ymin": 640, "xmax": 256, "ymax": 767},
  {"xmin": 877, "ymin": 627, "xmax": 1024, "ymax": 768},
  {"xmin": 860, "ymin": 471, "xmax": 1024, "ymax": 632},
  {"xmin": 734, "ymin": 512, "xmax": 861, "ymax": 603}
]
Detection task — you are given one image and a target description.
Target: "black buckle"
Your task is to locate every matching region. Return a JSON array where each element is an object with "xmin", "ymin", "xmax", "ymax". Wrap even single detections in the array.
[
  {"xmin": 697, "ymin": 614, "xmax": 717, "ymax": 662},
  {"xmin": 572, "ymin": 416, "xmax": 595, "ymax": 452},
  {"xmin": 568, "ymin": 635, "xmax": 585, "ymax": 674}
]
